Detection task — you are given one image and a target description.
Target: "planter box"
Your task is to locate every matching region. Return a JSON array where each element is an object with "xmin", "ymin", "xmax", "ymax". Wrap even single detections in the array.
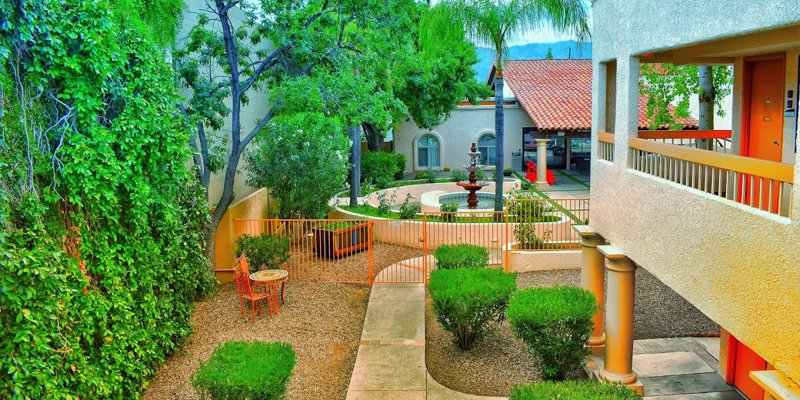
[{"xmin": 313, "ymin": 222, "xmax": 371, "ymax": 258}]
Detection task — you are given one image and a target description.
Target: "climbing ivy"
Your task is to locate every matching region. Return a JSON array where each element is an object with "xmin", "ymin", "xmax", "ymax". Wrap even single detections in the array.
[{"xmin": 0, "ymin": 0, "xmax": 214, "ymax": 398}]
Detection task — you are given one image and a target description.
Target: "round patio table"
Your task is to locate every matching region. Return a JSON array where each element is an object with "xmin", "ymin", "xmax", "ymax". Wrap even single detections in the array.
[{"xmin": 250, "ymin": 269, "xmax": 288, "ymax": 315}]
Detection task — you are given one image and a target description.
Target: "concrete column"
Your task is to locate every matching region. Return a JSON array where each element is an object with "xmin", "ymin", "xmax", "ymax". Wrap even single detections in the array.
[
  {"xmin": 613, "ymin": 56, "xmax": 640, "ymax": 165},
  {"xmin": 573, "ymin": 225, "xmax": 606, "ymax": 354},
  {"xmin": 535, "ymin": 138, "xmax": 550, "ymax": 189},
  {"xmin": 597, "ymin": 245, "xmax": 638, "ymax": 385},
  {"xmin": 565, "ymin": 138, "xmax": 572, "ymax": 170}
]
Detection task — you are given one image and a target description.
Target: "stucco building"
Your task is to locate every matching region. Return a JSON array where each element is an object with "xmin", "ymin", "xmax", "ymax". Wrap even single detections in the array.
[
  {"xmin": 584, "ymin": 1, "xmax": 800, "ymax": 398},
  {"xmin": 394, "ymin": 59, "xmax": 697, "ymax": 177}
]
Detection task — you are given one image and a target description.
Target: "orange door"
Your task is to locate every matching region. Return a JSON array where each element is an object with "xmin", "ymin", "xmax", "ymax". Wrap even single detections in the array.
[
  {"xmin": 742, "ymin": 56, "xmax": 785, "ymax": 212},
  {"xmin": 731, "ymin": 338, "xmax": 767, "ymax": 399}
]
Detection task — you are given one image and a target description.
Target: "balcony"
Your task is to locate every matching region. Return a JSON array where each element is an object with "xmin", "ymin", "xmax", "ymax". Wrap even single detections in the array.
[{"xmin": 627, "ymin": 130, "xmax": 793, "ymax": 217}]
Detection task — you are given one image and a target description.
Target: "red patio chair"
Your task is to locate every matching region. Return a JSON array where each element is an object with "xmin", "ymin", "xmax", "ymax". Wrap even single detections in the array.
[{"xmin": 233, "ymin": 267, "xmax": 274, "ymax": 322}]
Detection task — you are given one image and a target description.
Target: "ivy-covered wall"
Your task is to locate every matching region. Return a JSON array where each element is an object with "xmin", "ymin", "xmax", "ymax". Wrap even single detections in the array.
[{"xmin": 0, "ymin": 0, "xmax": 215, "ymax": 398}]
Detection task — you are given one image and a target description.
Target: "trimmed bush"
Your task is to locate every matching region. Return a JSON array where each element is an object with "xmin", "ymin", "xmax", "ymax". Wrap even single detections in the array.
[
  {"xmin": 509, "ymin": 381, "xmax": 641, "ymax": 400},
  {"xmin": 392, "ymin": 152, "xmax": 407, "ymax": 180},
  {"xmin": 192, "ymin": 341, "xmax": 296, "ymax": 400},
  {"xmin": 451, "ymin": 169, "xmax": 468, "ymax": 182},
  {"xmin": 439, "ymin": 202, "xmax": 458, "ymax": 222},
  {"xmin": 507, "ymin": 286, "xmax": 597, "ymax": 380},
  {"xmin": 414, "ymin": 169, "xmax": 437, "ymax": 183},
  {"xmin": 236, "ymin": 233, "xmax": 290, "ymax": 270},
  {"xmin": 362, "ymin": 151, "xmax": 402, "ymax": 188},
  {"xmin": 429, "ymin": 268, "xmax": 517, "ymax": 350},
  {"xmin": 435, "ymin": 244, "xmax": 489, "ymax": 269},
  {"xmin": 503, "ymin": 168, "xmax": 513, "ymax": 176}
]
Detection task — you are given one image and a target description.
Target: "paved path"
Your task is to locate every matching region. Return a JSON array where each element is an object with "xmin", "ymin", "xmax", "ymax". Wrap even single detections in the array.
[{"xmin": 347, "ymin": 258, "xmax": 742, "ymax": 399}]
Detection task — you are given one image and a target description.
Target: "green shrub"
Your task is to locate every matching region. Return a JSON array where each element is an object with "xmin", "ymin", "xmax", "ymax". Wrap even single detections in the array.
[
  {"xmin": 192, "ymin": 341, "xmax": 296, "ymax": 400},
  {"xmin": 376, "ymin": 190, "xmax": 398, "ymax": 215},
  {"xmin": 439, "ymin": 202, "xmax": 458, "ymax": 222},
  {"xmin": 235, "ymin": 233, "xmax": 290, "ymax": 270},
  {"xmin": 390, "ymin": 152, "xmax": 407, "ymax": 180},
  {"xmin": 514, "ymin": 225, "xmax": 553, "ymax": 250},
  {"xmin": 507, "ymin": 286, "xmax": 597, "ymax": 380},
  {"xmin": 475, "ymin": 168, "xmax": 487, "ymax": 181},
  {"xmin": 429, "ymin": 268, "xmax": 517, "ymax": 350},
  {"xmin": 362, "ymin": 151, "xmax": 402, "ymax": 188},
  {"xmin": 509, "ymin": 381, "xmax": 641, "ymax": 400},
  {"xmin": 451, "ymin": 169, "xmax": 468, "ymax": 182},
  {"xmin": 399, "ymin": 194, "xmax": 419, "ymax": 219},
  {"xmin": 443, "ymin": 166, "xmax": 451, "ymax": 172},
  {"xmin": 435, "ymin": 244, "xmax": 489, "ymax": 269},
  {"xmin": 503, "ymin": 168, "xmax": 513, "ymax": 176},
  {"xmin": 415, "ymin": 169, "xmax": 437, "ymax": 183}
]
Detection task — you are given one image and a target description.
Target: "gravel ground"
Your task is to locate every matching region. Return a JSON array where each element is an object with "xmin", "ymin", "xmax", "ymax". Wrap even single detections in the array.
[
  {"xmin": 283, "ymin": 242, "xmax": 420, "ymax": 283},
  {"xmin": 143, "ymin": 281, "xmax": 369, "ymax": 400},
  {"xmin": 427, "ymin": 268, "xmax": 719, "ymax": 396}
]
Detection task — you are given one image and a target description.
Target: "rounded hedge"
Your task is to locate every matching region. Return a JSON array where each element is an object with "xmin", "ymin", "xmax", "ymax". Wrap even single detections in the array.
[
  {"xmin": 507, "ymin": 286, "xmax": 597, "ymax": 380},
  {"xmin": 509, "ymin": 380, "xmax": 641, "ymax": 399},
  {"xmin": 192, "ymin": 341, "xmax": 296, "ymax": 400},
  {"xmin": 434, "ymin": 244, "xmax": 489, "ymax": 269},
  {"xmin": 429, "ymin": 268, "xmax": 517, "ymax": 350}
]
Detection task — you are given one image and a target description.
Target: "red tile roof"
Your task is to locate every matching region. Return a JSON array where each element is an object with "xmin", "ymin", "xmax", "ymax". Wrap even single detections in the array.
[{"xmin": 495, "ymin": 60, "xmax": 698, "ymax": 131}]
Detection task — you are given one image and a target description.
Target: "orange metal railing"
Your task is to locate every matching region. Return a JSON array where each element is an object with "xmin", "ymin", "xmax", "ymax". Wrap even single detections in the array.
[{"xmin": 232, "ymin": 198, "xmax": 590, "ymax": 285}]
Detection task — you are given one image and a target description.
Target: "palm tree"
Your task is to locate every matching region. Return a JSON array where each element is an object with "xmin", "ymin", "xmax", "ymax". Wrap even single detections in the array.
[{"xmin": 440, "ymin": 0, "xmax": 590, "ymax": 212}]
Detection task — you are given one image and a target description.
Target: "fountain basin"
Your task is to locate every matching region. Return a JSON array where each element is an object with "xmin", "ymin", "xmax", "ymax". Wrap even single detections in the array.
[{"xmin": 438, "ymin": 192, "xmax": 498, "ymax": 211}]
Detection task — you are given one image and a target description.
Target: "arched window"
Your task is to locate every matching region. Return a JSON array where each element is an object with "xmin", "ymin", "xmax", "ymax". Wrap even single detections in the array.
[
  {"xmin": 477, "ymin": 133, "xmax": 496, "ymax": 165},
  {"xmin": 417, "ymin": 134, "xmax": 440, "ymax": 168}
]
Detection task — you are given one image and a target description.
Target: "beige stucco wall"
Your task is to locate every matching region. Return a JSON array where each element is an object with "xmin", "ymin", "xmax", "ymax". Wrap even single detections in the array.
[
  {"xmin": 592, "ymin": 0, "xmax": 800, "ymax": 382},
  {"xmin": 179, "ymin": 1, "xmax": 270, "ymax": 208},
  {"xmin": 393, "ymin": 102, "xmax": 534, "ymax": 172}
]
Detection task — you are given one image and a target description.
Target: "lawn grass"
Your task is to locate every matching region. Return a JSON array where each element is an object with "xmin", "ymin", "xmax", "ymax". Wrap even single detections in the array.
[
  {"xmin": 336, "ymin": 178, "xmax": 455, "ymax": 198},
  {"xmin": 340, "ymin": 204, "xmax": 560, "ymax": 223}
]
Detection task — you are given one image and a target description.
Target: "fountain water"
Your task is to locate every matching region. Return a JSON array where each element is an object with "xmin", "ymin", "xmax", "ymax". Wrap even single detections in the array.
[{"xmin": 456, "ymin": 143, "xmax": 490, "ymax": 208}]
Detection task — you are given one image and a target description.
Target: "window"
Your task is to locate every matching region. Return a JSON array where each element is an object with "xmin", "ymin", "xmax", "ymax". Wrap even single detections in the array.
[
  {"xmin": 477, "ymin": 133, "xmax": 496, "ymax": 165},
  {"xmin": 417, "ymin": 134, "xmax": 440, "ymax": 168}
]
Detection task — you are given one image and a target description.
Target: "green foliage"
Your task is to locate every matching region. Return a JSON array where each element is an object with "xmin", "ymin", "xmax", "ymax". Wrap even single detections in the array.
[
  {"xmin": 235, "ymin": 234, "xmax": 290, "ymax": 270},
  {"xmin": 247, "ymin": 113, "xmax": 349, "ymax": 219},
  {"xmin": 545, "ymin": 48, "xmax": 554, "ymax": 60},
  {"xmin": 398, "ymin": 193, "xmax": 419, "ymax": 219},
  {"xmin": 362, "ymin": 152, "xmax": 402, "ymax": 188},
  {"xmin": 639, "ymin": 64, "xmax": 733, "ymax": 129},
  {"xmin": 451, "ymin": 169, "xmax": 469, "ymax": 182},
  {"xmin": 0, "ymin": 1, "xmax": 214, "ymax": 397},
  {"xmin": 475, "ymin": 168, "xmax": 487, "ymax": 181},
  {"xmin": 442, "ymin": 166, "xmax": 452, "ymax": 172},
  {"xmin": 109, "ymin": 0, "xmax": 184, "ymax": 47},
  {"xmin": 192, "ymin": 341, "xmax": 296, "ymax": 400},
  {"xmin": 375, "ymin": 190, "xmax": 398, "ymax": 215},
  {"xmin": 415, "ymin": 169, "xmax": 437, "ymax": 183},
  {"xmin": 514, "ymin": 225, "xmax": 553, "ymax": 250},
  {"xmin": 510, "ymin": 380, "xmax": 642, "ymax": 400},
  {"xmin": 439, "ymin": 202, "xmax": 459, "ymax": 221},
  {"xmin": 503, "ymin": 168, "xmax": 513, "ymax": 176},
  {"xmin": 435, "ymin": 244, "xmax": 489, "ymax": 269},
  {"xmin": 429, "ymin": 268, "xmax": 517, "ymax": 350},
  {"xmin": 393, "ymin": 153, "xmax": 407, "ymax": 180},
  {"xmin": 507, "ymin": 286, "xmax": 597, "ymax": 380}
]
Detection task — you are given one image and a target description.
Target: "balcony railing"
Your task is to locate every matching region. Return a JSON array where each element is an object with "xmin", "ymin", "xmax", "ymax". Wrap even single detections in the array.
[
  {"xmin": 628, "ymin": 137, "xmax": 794, "ymax": 217},
  {"xmin": 638, "ymin": 130, "xmax": 732, "ymax": 153},
  {"xmin": 598, "ymin": 132, "xmax": 615, "ymax": 162}
]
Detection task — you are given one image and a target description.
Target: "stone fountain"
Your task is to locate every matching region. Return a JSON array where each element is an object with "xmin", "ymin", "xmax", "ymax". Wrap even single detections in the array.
[{"xmin": 456, "ymin": 143, "xmax": 489, "ymax": 208}]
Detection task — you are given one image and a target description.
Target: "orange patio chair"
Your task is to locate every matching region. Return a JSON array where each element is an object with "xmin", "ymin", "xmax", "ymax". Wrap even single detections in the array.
[{"xmin": 233, "ymin": 267, "xmax": 274, "ymax": 322}]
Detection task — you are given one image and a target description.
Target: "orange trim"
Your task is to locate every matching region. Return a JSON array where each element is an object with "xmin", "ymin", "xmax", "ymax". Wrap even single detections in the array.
[
  {"xmin": 726, "ymin": 334, "xmax": 738, "ymax": 383},
  {"xmin": 598, "ymin": 131, "xmax": 615, "ymax": 143},
  {"xmin": 637, "ymin": 130, "xmax": 731, "ymax": 140}
]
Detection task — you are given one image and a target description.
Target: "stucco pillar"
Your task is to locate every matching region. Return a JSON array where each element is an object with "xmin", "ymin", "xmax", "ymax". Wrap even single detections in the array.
[
  {"xmin": 535, "ymin": 138, "xmax": 550, "ymax": 189},
  {"xmin": 597, "ymin": 245, "xmax": 638, "ymax": 385},
  {"xmin": 613, "ymin": 57, "xmax": 640, "ymax": 164},
  {"xmin": 573, "ymin": 225, "xmax": 606, "ymax": 355}
]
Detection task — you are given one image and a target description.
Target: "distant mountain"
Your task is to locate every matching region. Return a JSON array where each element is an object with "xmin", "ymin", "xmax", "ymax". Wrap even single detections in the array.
[{"xmin": 472, "ymin": 40, "xmax": 592, "ymax": 81}]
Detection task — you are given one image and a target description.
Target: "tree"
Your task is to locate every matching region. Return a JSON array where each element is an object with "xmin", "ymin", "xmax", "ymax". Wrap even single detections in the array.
[
  {"xmin": 440, "ymin": 0, "xmax": 590, "ymax": 212},
  {"xmin": 639, "ymin": 63, "xmax": 733, "ymax": 132},
  {"xmin": 545, "ymin": 47, "xmax": 554, "ymax": 59},
  {"xmin": 247, "ymin": 113, "xmax": 350, "ymax": 218},
  {"xmin": 175, "ymin": 0, "xmax": 422, "ymax": 261}
]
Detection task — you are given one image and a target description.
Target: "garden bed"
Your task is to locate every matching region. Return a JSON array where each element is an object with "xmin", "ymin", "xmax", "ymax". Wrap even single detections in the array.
[
  {"xmin": 144, "ymin": 281, "xmax": 370, "ymax": 400},
  {"xmin": 426, "ymin": 269, "xmax": 720, "ymax": 396}
]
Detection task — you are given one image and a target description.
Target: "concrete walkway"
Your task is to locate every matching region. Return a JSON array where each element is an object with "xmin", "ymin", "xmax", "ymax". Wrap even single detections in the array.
[
  {"xmin": 346, "ymin": 260, "xmax": 504, "ymax": 400},
  {"xmin": 347, "ymin": 258, "xmax": 741, "ymax": 399}
]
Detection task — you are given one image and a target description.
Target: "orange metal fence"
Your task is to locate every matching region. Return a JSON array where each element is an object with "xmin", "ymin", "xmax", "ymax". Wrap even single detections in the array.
[{"xmin": 233, "ymin": 198, "xmax": 589, "ymax": 285}]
